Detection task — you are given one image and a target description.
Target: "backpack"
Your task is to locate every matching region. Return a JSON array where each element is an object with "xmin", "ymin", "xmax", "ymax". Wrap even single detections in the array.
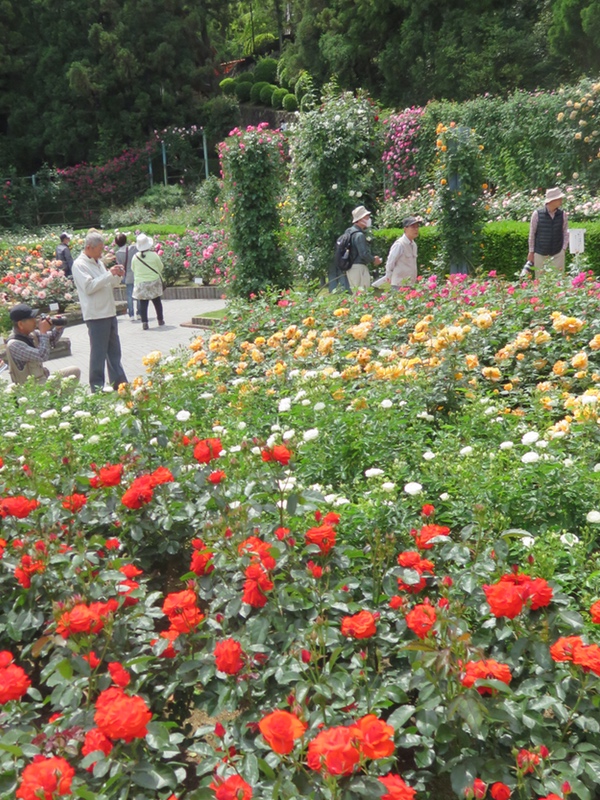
[{"xmin": 334, "ymin": 228, "xmax": 357, "ymax": 272}]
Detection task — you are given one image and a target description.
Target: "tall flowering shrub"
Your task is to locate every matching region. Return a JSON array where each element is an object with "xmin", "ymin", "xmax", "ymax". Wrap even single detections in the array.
[
  {"xmin": 434, "ymin": 123, "xmax": 485, "ymax": 274},
  {"xmin": 382, "ymin": 107, "xmax": 424, "ymax": 198},
  {"xmin": 219, "ymin": 123, "xmax": 290, "ymax": 297},
  {"xmin": 288, "ymin": 85, "xmax": 383, "ymax": 282}
]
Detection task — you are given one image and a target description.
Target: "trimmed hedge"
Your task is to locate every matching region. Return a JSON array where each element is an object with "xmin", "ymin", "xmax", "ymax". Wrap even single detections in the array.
[
  {"xmin": 235, "ymin": 81, "xmax": 252, "ymax": 102},
  {"xmin": 259, "ymin": 84, "xmax": 277, "ymax": 105},
  {"xmin": 254, "ymin": 57, "xmax": 278, "ymax": 84},
  {"xmin": 219, "ymin": 77, "xmax": 236, "ymax": 96},
  {"xmin": 282, "ymin": 93, "xmax": 298, "ymax": 112},
  {"xmin": 374, "ymin": 221, "xmax": 600, "ymax": 278},
  {"xmin": 250, "ymin": 81, "xmax": 269, "ymax": 104}
]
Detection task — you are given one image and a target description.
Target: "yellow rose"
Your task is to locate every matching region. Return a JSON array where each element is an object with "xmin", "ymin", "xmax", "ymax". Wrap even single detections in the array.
[{"xmin": 571, "ymin": 352, "xmax": 588, "ymax": 369}]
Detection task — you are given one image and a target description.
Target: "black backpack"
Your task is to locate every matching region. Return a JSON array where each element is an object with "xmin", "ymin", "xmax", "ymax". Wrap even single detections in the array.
[{"xmin": 334, "ymin": 227, "xmax": 357, "ymax": 272}]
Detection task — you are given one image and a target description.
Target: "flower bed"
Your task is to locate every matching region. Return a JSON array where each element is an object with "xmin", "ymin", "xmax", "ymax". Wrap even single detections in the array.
[{"xmin": 3, "ymin": 273, "xmax": 600, "ymax": 799}]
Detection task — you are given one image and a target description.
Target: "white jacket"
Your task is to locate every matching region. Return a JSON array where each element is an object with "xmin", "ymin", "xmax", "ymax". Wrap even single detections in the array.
[
  {"xmin": 385, "ymin": 234, "xmax": 418, "ymax": 286},
  {"xmin": 72, "ymin": 252, "xmax": 122, "ymax": 320}
]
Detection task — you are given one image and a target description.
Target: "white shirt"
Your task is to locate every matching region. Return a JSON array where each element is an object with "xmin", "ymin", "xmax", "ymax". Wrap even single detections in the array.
[
  {"xmin": 72, "ymin": 252, "xmax": 122, "ymax": 321},
  {"xmin": 385, "ymin": 233, "xmax": 418, "ymax": 286}
]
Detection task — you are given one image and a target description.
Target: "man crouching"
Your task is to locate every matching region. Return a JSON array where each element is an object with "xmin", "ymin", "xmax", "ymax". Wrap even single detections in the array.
[{"xmin": 5, "ymin": 303, "xmax": 80, "ymax": 385}]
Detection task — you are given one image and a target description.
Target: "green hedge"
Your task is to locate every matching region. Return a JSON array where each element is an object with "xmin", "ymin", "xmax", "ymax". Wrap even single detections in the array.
[{"xmin": 374, "ymin": 222, "xmax": 600, "ymax": 279}]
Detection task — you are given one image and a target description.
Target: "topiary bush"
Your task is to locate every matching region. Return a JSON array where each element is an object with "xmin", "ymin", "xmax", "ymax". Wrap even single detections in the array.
[
  {"xmin": 282, "ymin": 93, "xmax": 298, "ymax": 112},
  {"xmin": 219, "ymin": 77, "xmax": 236, "ymax": 96},
  {"xmin": 235, "ymin": 81, "xmax": 252, "ymax": 102},
  {"xmin": 250, "ymin": 81, "xmax": 269, "ymax": 104},
  {"xmin": 219, "ymin": 123, "xmax": 291, "ymax": 296},
  {"xmin": 253, "ymin": 56, "xmax": 278, "ymax": 84},
  {"xmin": 259, "ymin": 84, "xmax": 277, "ymax": 105},
  {"xmin": 236, "ymin": 72, "xmax": 255, "ymax": 84},
  {"xmin": 271, "ymin": 87, "xmax": 288, "ymax": 109}
]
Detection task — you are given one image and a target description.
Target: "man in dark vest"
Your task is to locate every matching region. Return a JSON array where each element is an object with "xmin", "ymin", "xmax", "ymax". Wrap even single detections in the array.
[
  {"xmin": 527, "ymin": 187, "xmax": 569, "ymax": 275},
  {"xmin": 56, "ymin": 233, "xmax": 74, "ymax": 277}
]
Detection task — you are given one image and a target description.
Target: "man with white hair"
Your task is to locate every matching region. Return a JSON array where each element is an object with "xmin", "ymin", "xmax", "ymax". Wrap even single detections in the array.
[
  {"xmin": 72, "ymin": 231, "xmax": 128, "ymax": 392},
  {"xmin": 527, "ymin": 187, "xmax": 569, "ymax": 274}
]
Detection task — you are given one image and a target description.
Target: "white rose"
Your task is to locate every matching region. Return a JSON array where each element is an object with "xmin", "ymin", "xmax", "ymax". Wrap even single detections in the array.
[
  {"xmin": 303, "ymin": 428, "xmax": 319, "ymax": 441},
  {"xmin": 404, "ymin": 482, "xmax": 423, "ymax": 496},
  {"xmin": 587, "ymin": 510, "xmax": 600, "ymax": 523},
  {"xmin": 314, "ymin": 402, "xmax": 325, "ymax": 411},
  {"xmin": 521, "ymin": 431, "xmax": 539, "ymax": 445},
  {"xmin": 278, "ymin": 398, "xmax": 291, "ymax": 413},
  {"xmin": 499, "ymin": 441, "xmax": 514, "ymax": 450},
  {"xmin": 460, "ymin": 446, "xmax": 473, "ymax": 456},
  {"xmin": 176, "ymin": 410, "xmax": 191, "ymax": 422},
  {"xmin": 423, "ymin": 451, "xmax": 436, "ymax": 461},
  {"xmin": 380, "ymin": 399, "xmax": 393, "ymax": 409},
  {"xmin": 439, "ymin": 492, "xmax": 450, "ymax": 501},
  {"xmin": 521, "ymin": 451, "xmax": 540, "ymax": 464},
  {"xmin": 382, "ymin": 482, "xmax": 396, "ymax": 492},
  {"xmin": 365, "ymin": 468, "xmax": 384, "ymax": 478}
]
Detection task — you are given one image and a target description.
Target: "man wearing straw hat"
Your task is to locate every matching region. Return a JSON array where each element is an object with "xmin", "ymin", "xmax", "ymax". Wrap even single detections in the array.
[
  {"xmin": 346, "ymin": 205, "xmax": 382, "ymax": 291},
  {"xmin": 527, "ymin": 187, "xmax": 569, "ymax": 274}
]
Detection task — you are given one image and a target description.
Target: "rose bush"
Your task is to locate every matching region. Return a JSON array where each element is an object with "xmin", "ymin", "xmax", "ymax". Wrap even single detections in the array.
[{"xmin": 2, "ymin": 271, "xmax": 600, "ymax": 798}]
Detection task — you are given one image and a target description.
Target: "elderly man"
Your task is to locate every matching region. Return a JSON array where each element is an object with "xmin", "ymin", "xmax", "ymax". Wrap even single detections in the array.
[
  {"xmin": 384, "ymin": 216, "xmax": 420, "ymax": 288},
  {"xmin": 72, "ymin": 231, "xmax": 128, "ymax": 392},
  {"xmin": 346, "ymin": 205, "xmax": 382, "ymax": 291},
  {"xmin": 56, "ymin": 232, "xmax": 74, "ymax": 277},
  {"xmin": 5, "ymin": 304, "xmax": 80, "ymax": 385},
  {"xmin": 527, "ymin": 187, "xmax": 569, "ymax": 274}
]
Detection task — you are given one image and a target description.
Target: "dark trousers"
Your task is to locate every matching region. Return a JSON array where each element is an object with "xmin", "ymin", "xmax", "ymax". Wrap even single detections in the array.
[
  {"xmin": 86, "ymin": 316, "xmax": 128, "ymax": 392},
  {"xmin": 139, "ymin": 297, "xmax": 164, "ymax": 324}
]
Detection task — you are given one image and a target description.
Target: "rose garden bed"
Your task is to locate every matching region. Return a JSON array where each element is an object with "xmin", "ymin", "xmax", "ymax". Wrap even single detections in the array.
[{"xmin": 2, "ymin": 272, "xmax": 600, "ymax": 800}]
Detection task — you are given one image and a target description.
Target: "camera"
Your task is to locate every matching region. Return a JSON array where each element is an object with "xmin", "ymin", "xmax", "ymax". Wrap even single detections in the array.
[{"xmin": 40, "ymin": 314, "xmax": 67, "ymax": 327}]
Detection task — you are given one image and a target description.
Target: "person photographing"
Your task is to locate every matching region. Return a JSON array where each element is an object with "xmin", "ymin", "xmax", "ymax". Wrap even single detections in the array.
[{"xmin": 5, "ymin": 303, "xmax": 80, "ymax": 385}]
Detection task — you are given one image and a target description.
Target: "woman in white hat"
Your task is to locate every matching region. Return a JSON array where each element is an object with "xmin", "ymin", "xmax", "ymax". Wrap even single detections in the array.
[{"xmin": 132, "ymin": 233, "xmax": 165, "ymax": 330}]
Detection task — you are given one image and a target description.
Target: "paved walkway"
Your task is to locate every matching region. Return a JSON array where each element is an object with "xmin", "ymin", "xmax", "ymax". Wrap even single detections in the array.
[{"xmin": 45, "ymin": 297, "xmax": 227, "ymax": 386}]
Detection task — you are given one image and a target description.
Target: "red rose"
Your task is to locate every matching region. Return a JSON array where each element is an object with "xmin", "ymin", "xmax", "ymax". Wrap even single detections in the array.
[
  {"xmin": 591, "ymin": 599, "xmax": 600, "ymax": 623},
  {"xmin": 83, "ymin": 651, "xmax": 101, "ymax": 669},
  {"xmin": 483, "ymin": 581, "xmax": 524, "ymax": 618},
  {"xmin": 190, "ymin": 545, "xmax": 215, "ymax": 576},
  {"xmin": 305, "ymin": 523, "xmax": 336, "ymax": 555},
  {"xmin": 193, "ymin": 438, "xmax": 223, "ymax": 464},
  {"xmin": 461, "ymin": 659, "xmax": 512, "ymax": 694},
  {"xmin": 151, "ymin": 629, "xmax": 179, "ymax": 658},
  {"xmin": 0, "ymin": 656, "xmax": 31, "ymax": 704},
  {"xmin": 521, "ymin": 576, "xmax": 553, "ymax": 610},
  {"xmin": 307, "ymin": 725, "xmax": 361, "ymax": 775},
  {"xmin": 354, "ymin": 714, "xmax": 395, "ymax": 759},
  {"xmin": 573, "ymin": 642, "xmax": 600, "ymax": 675},
  {"xmin": 81, "ymin": 727, "xmax": 113, "ymax": 770},
  {"xmin": 214, "ymin": 638, "xmax": 244, "ymax": 675},
  {"xmin": 119, "ymin": 563, "xmax": 143, "ymax": 579},
  {"xmin": 550, "ymin": 635, "xmax": 583, "ymax": 662},
  {"xmin": 108, "ymin": 662, "xmax": 131, "ymax": 688},
  {"xmin": 61, "ymin": 493, "xmax": 87, "ymax": 512},
  {"xmin": 14, "ymin": 555, "xmax": 45, "ymax": 588},
  {"xmin": 405, "ymin": 603, "xmax": 436, "ymax": 639},
  {"xmin": 412, "ymin": 523, "xmax": 450, "ymax": 550},
  {"xmin": 0, "ymin": 496, "xmax": 40, "ymax": 518},
  {"xmin": 208, "ymin": 470, "xmax": 226, "ymax": 484},
  {"xmin": 389, "ymin": 595, "xmax": 404, "ymax": 609},
  {"xmin": 258, "ymin": 709, "xmax": 307, "ymax": 754},
  {"xmin": 421, "ymin": 503, "xmax": 435, "ymax": 517},
  {"xmin": 95, "ymin": 463, "xmax": 124, "ymax": 486},
  {"xmin": 162, "ymin": 590, "xmax": 204, "ymax": 633},
  {"xmin": 396, "ymin": 551, "xmax": 434, "ymax": 593},
  {"xmin": 274, "ymin": 526, "xmax": 290, "ymax": 541},
  {"xmin": 16, "ymin": 756, "xmax": 75, "ymax": 800},
  {"xmin": 379, "ymin": 773, "xmax": 417, "ymax": 800},
  {"xmin": 261, "ymin": 444, "xmax": 292, "ymax": 465},
  {"xmin": 341, "ymin": 610, "xmax": 377, "ymax": 639},
  {"xmin": 490, "ymin": 783, "xmax": 512, "ymax": 800},
  {"xmin": 242, "ymin": 563, "xmax": 274, "ymax": 608},
  {"xmin": 307, "ymin": 560, "xmax": 323, "ymax": 578},
  {"xmin": 516, "ymin": 748, "xmax": 540, "ymax": 773},
  {"xmin": 468, "ymin": 778, "xmax": 487, "ymax": 799},
  {"xmin": 323, "ymin": 511, "xmax": 340, "ymax": 525},
  {"xmin": 94, "ymin": 687, "xmax": 152, "ymax": 742},
  {"xmin": 121, "ymin": 474, "xmax": 155, "ymax": 509},
  {"xmin": 149, "ymin": 466, "xmax": 174, "ymax": 487},
  {"xmin": 209, "ymin": 774, "xmax": 253, "ymax": 800},
  {"xmin": 238, "ymin": 536, "xmax": 276, "ymax": 570}
]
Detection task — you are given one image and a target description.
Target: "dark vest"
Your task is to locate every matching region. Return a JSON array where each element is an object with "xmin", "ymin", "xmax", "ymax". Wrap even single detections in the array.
[{"xmin": 534, "ymin": 207, "xmax": 564, "ymax": 256}]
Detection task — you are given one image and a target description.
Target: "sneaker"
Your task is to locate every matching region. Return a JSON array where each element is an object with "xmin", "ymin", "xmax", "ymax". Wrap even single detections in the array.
[
  {"xmin": 142, "ymin": 323, "xmax": 149, "ymax": 330},
  {"xmin": 136, "ymin": 314, "xmax": 142, "ymax": 321}
]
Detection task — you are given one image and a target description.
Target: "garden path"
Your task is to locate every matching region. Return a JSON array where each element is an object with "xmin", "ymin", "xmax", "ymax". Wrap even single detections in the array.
[{"xmin": 33, "ymin": 297, "xmax": 225, "ymax": 387}]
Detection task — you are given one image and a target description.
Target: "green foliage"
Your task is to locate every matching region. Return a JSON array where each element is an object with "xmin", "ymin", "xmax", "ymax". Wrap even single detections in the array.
[
  {"xmin": 219, "ymin": 124, "xmax": 291, "ymax": 296},
  {"xmin": 236, "ymin": 71, "xmax": 255, "ymax": 84},
  {"xmin": 253, "ymin": 32, "xmax": 278, "ymax": 56},
  {"xmin": 253, "ymin": 56, "xmax": 278, "ymax": 84},
  {"xmin": 234, "ymin": 80, "xmax": 253, "ymax": 102},
  {"xmin": 198, "ymin": 95, "xmax": 241, "ymax": 145},
  {"xmin": 250, "ymin": 81, "xmax": 269, "ymax": 103},
  {"xmin": 282, "ymin": 93, "xmax": 299, "ymax": 111},
  {"xmin": 138, "ymin": 185, "xmax": 186, "ymax": 214},
  {"xmin": 219, "ymin": 77, "xmax": 236, "ymax": 95},
  {"xmin": 288, "ymin": 85, "xmax": 384, "ymax": 281},
  {"xmin": 433, "ymin": 124, "xmax": 485, "ymax": 274},
  {"xmin": 258, "ymin": 84, "xmax": 276, "ymax": 104},
  {"xmin": 271, "ymin": 87, "xmax": 288, "ymax": 109}
]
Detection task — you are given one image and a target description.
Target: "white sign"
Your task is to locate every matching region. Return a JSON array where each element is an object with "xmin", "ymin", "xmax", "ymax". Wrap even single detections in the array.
[
  {"xmin": 49, "ymin": 302, "xmax": 60, "ymax": 311},
  {"xmin": 569, "ymin": 228, "xmax": 586, "ymax": 254},
  {"xmin": 194, "ymin": 277, "xmax": 204, "ymax": 285}
]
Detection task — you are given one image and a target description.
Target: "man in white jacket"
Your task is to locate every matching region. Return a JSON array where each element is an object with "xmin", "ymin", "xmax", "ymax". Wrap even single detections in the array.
[
  {"xmin": 72, "ymin": 231, "xmax": 128, "ymax": 392},
  {"xmin": 384, "ymin": 216, "xmax": 420, "ymax": 288}
]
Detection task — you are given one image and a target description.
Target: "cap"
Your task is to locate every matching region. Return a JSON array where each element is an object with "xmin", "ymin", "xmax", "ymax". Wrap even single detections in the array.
[
  {"xmin": 10, "ymin": 304, "xmax": 39, "ymax": 323},
  {"xmin": 402, "ymin": 216, "xmax": 421, "ymax": 228},
  {"xmin": 59, "ymin": 232, "xmax": 71, "ymax": 241}
]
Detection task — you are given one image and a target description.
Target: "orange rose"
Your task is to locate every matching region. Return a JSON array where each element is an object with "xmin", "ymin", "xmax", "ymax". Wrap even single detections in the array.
[
  {"xmin": 258, "ymin": 709, "xmax": 307, "ymax": 754},
  {"xmin": 307, "ymin": 725, "xmax": 361, "ymax": 775},
  {"xmin": 354, "ymin": 714, "xmax": 395, "ymax": 759},
  {"xmin": 341, "ymin": 610, "xmax": 378, "ymax": 639}
]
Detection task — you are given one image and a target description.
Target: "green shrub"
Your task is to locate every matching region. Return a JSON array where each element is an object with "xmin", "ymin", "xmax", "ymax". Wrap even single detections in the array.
[
  {"xmin": 271, "ymin": 87, "xmax": 288, "ymax": 109},
  {"xmin": 282, "ymin": 93, "xmax": 298, "ymax": 112},
  {"xmin": 198, "ymin": 95, "xmax": 240, "ymax": 144},
  {"xmin": 253, "ymin": 33, "xmax": 277, "ymax": 56},
  {"xmin": 236, "ymin": 72, "xmax": 255, "ymax": 84},
  {"xmin": 259, "ymin": 84, "xmax": 277, "ymax": 105},
  {"xmin": 254, "ymin": 56, "xmax": 278, "ymax": 84},
  {"xmin": 375, "ymin": 221, "xmax": 600, "ymax": 279},
  {"xmin": 219, "ymin": 77, "xmax": 236, "ymax": 96},
  {"xmin": 235, "ymin": 81, "xmax": 252, "ymax": 102},
  {"xmin": 250, "ymin": 81, "xmax": 269, "ymax": 104},
  {"xmin": 138, "ymin": 184, "xmax": 186, "ymax": 213}
]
